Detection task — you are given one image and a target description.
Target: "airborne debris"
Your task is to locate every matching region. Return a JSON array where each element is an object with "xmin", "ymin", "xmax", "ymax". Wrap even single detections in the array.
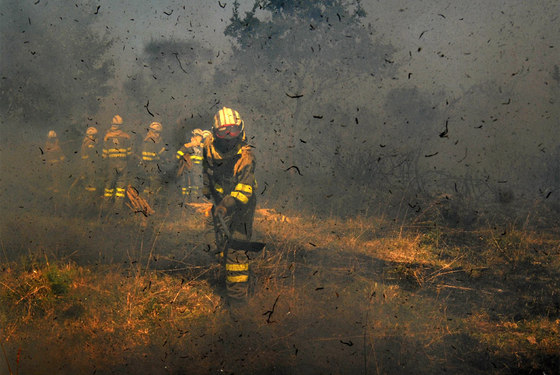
[
  {"xmin": 263, "ymin": 295, "xmax": 280, "ymax": 323},
  {"xmin": 439, "ymin": 119, "xmax": 449, "ymax": 138},
  {"xmin": 144, "ymin": 100, "xmax": 154, "ymax": 117},
  {"xmin": 285, "ymin": 165, "xmax": 302, "ymax": 176}
]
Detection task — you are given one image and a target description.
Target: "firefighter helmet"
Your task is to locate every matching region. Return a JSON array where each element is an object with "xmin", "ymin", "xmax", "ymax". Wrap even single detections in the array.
[
  {"xmin": 48, "ymin": 130, "xmax": 57, "ymax": 138},
  {"xmin": 213, "ymin": 107, "xmax": 244, "ymax": 139},
  {"xmin": 86, "ymin": 127, "xmax": 98, "ymax": 136},
  {"xmin": 192, "ymin": 128, "xmax": 204, "ymax": 138},
  {"xmin": 111, "ymin": 115, "xmax": 123, "ymax": 126},
  {"xmin": 201, "ymin": 130, "xmax": 212, "ymax": 139},
  {"xmin": 149, "ymin": 121, "xmax": 162, "ymax": 132}
]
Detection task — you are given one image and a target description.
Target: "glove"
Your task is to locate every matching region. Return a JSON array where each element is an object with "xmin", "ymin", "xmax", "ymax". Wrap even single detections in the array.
[
  {"xmin": 215, "ymin": 195, "xmax": 236, "ymax": 217},
  {"xmin": 215, "ymin": 204, "xmax": 227, "ymax": 218}
]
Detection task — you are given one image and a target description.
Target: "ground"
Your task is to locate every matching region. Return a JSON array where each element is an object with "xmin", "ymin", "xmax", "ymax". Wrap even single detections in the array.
[{"xmin": 0, "ymin": 200, "xmax": 559, "ymax": 374}]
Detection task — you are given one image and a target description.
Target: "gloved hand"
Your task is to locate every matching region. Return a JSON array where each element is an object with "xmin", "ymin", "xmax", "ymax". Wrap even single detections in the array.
[
  {"xmin": 215, "ymin": 195, "xmax": 236, "ymax": 217},
  {"xmin": 215, "ymin": 204, "xmax": 227, "ymax": 218}
]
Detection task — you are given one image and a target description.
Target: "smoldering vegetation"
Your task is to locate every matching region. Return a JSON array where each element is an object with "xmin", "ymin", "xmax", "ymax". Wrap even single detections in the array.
[{"xmin": 1, "ymin": 1, "xmax": 559, "ymax": 374}]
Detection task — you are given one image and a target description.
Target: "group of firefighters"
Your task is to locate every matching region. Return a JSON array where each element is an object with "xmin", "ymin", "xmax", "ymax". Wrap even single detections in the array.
[{"xmin": 42, "ymin": 107, "xmax": 258, "ymax": 311}]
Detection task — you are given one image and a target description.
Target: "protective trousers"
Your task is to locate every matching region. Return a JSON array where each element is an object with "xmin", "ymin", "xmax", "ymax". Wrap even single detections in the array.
[
  {"xmin": 104, "ymin": 165, "xmax": 127, "ymax": 208},
  {"xmin": 213, "ymin": 198, "xmax": 256, "ymax": 305}
]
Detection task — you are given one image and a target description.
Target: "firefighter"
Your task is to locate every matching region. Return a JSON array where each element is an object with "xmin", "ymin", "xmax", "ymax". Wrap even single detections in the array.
[
  {"xmin": 80, "ymin": 126, "xmax": 100, "ymax": 195},
  {"xmin": 176, "ymin": 128, "xmax": 205, "ymax": 203},
  {"xmin": 102, "ymin": 115, "xmax": 132, "ymax": 211},
  {"xmin": 203, "ymin": 107, "xmax": 257, "ymax": 309},
  {"xmin": 43, "ymin": 130, "xmax": 66, "ymax": 193},
  {"xmin": 139, "ymin": 121, "xmax": 167, "ymax": 207}
]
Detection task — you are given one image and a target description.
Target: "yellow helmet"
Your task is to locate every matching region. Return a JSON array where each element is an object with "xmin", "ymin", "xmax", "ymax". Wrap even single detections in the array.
[
  {"xmin": 111, "ymin": 115, "xmax": 123, "ymax": 126},
  {"xmin": 213, "ymin": 107, "xmax": 244, "ymax": 139},
  {"xmin": 201, "ymin": 130, "xmax": 212, "ymax": 139},
  {"xmin": 149, "ymin": 121, "xmax": 162, "ymax": 132},
  {"xmin": 48, "ymin": 130, "xmax": 57, "ymax": 138},
  {"xmin": 86, "ymin": 127, "xmax": 98, "ymax": 136}
]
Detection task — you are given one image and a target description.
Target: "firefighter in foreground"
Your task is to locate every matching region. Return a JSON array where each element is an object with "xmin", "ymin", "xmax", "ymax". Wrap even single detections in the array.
[
  {"xmin": 102, "ymin": 115, "xmax": 132, "ymax": 212},
  {"xmin": 203, "ymin": 107, "xmax": 257, "ymax": 309},
  {"xmin": 176, "ymin": 128, "xmax": 207, "ymax": 203},
  {"xmin": 139, "ymin": 121, "xmax": 167, "ymax": 207}
]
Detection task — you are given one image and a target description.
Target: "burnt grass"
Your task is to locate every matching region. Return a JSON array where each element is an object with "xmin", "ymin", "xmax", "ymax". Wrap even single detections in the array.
[{"xmin": 1, "ymin": 200, "xmax": 559, "ymax": 375}]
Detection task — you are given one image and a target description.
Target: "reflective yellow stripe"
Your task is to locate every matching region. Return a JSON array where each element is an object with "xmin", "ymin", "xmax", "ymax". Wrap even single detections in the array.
[
  {"xmin": 231, "ymin": 191, "xmax": 249, "ymax": 204},
  {"xmin": 177, "ymin": 150, "xmax": 185, "ymax": 156},
  {"xmin": 106, "ymin": 148, "xmax": 128, "ymax": 153},
  {"xmin": 190, "ymin": 155, "xmax": 203, "ymax": 160},
  {"xmin": 219, "ymin": 107, "xmax": 237, "ymax": 127},
  {"xmin": 234, "ymin": 183, "xmax": 252, "ymax": 194},
  {"xmin": 142, "ymin": 151, "xmax": 157, "ymax": 156},
  {"xmin": 85, "ymin": 186, "xmax": 97, "ymax": 192},
  {"xmin": 227, "ymin": 274, "xmax": 249, "ymax": 283},
  {"xmin": 215, "ymin": 184, "xmax": 224, "ymax": 194},
  {"xmin": 226, "ymin": 263, "xmax": 249, "ymax": 271}
]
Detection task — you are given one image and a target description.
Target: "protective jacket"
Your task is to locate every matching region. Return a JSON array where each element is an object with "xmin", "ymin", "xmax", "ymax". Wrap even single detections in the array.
[
  {"xmin": 140, "ymin": 131, "xmax": 167, "ymax": 197},
  {"xmin": 202, "ymin": 136, "xmax": 256, "ymax": 207},
  {"xmin": 177, "ymin": 141, "xmax": 204, "ymax": 201},
  {"xmin": 176, "ymin": 141, "xmax": 203, "ymax": 170},
  {"xmin": 45, "ymin": 139, "xmax": 65, "ymax": 165},
  {"xmin": 102, "ymin": 129, "xmax": 132, "ymax": 168},
  {"xmin": 141, "ymin": 131, "xmax": 166, "ymax": 172}
]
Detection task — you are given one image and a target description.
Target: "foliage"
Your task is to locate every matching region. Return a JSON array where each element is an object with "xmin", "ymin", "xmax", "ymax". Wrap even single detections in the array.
[
  {"xmin": 122, "ymin": 39, "xmax": 216, "ymax": 133},
  {"xmin": 0, "ymin": 0, "xmax": 114, "ymax": 129},
  {"xmin": 1, "ymin": 206, "xmax": 559, "ymax": 373},
  {"xmin": 219, "ymin": 0, "xmax": 396, "ymax": 188}
]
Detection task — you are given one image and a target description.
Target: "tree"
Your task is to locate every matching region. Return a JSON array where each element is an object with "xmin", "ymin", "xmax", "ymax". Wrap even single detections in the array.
[
  {"xmin": 0, "ymin": 0, "xmax": 114, "ymax": 134},
  {"xmin": 220, "ymin": 0, "xmax": 396, "ymax": 208}
]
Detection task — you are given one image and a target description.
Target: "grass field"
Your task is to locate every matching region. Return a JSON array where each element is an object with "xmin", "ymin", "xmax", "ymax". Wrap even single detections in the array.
[{"xmin": 1, "ymin": 199, "xmax": 559, "ymax": 374}]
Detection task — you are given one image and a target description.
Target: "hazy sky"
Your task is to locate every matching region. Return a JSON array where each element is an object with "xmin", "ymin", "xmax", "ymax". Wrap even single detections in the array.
[
  {"xmin": 87, "ymin": 0, "xmax": 559, "ymax": 94},
  {"xmin": 2, "ymin": 0, "xmax": 558, "ymax": 201}
]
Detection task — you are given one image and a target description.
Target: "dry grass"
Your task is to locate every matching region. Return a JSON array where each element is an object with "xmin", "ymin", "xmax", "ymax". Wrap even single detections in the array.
[{"xmin": 1, "ymin": 201, "xmax": 559, "ymax": 374}]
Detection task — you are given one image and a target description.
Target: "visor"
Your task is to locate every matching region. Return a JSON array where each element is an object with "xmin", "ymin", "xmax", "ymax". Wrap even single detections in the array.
[{"xmin": 214, "ymin": 124, "xmax": 242, "ymax": 139}]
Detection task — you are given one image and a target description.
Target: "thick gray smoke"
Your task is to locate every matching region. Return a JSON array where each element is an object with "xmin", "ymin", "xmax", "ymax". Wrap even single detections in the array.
[
  {"xmin": 1, "ymin": 1, "xmax": 559, "ymax": 374},
  {"xmin": 2, "ymin": 0, "xmax": 559, "ymax": 218}
]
